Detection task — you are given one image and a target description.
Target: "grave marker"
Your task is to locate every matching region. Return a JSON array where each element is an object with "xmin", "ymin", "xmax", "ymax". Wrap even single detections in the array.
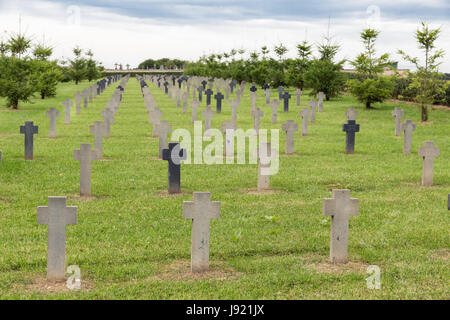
[
  {"xmin": 20, "ymin": 121, "xmax": 38, "ymax": 160},
  {"xmin": 89, "ymin": 121, "xmax": 104, "ymax": 158},
  {"xmin": 392, "ymin": 107, "xmax": 404, "ymax": 137},
  {"xmin": 342, "ymin": 120, "xmax": 360, "ymax": 154},
  {"xmin": 37, "ymin": 196, "xmax": 77, "ymax": 282},
  {"xmin": 401, "ymin": 120, "xmax": 416, "ymax": 154},
  {"xmin": 346, "ymin": 108, "xmax": 358, "ymax": 121},
  {"xmin": 183, "ymin": 192, "xmax": 220, "ymax": 273},
  {"xmin": 158, "ymin": 120, "xmax": 172, "ymax": 158},
  {"xmin": 299, "ymin": 108, "xmax": 310, "ymax": 136},
  {"xmin": 281, "ymin": 91, "xmax": 291, "ymax": 113},
  {"xmin": 323, "ymin": 189, "xmax": 359, "ymax": 264},
  {"xmin": 202, "ymin": 107, "xmax": 215, "ymax": 132},
  {"xmin": 282, "ymin": 120, "xmax": 298, "ymax": 154},
  {"xmin": 62, "ymin": 99, "xmax": 73, "ymax": 124},
  {"xmin": 163, "ymin": 142, "xmax": 186, "ymax": 193},
  {"xmin": 418, "ymin": 141, "xmax": 440, "ymax": 186},
  {"xmin": 295, "ymin": 88, "xmax": 302, "ymax": 106},
  {"xmin": 214, "ymin": 91, "xmax": 224, "ymax": 113},
  {"xmin": 46, "ymin": 107, "xmax": 60, "ymax": 138},
  {"xmin": 74, "ymin": 143, "xmax": 99, "ymax": 196}
]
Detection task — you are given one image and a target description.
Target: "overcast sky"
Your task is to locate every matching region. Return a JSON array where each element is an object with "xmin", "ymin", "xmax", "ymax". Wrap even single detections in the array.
[{"xmin": 0, "ymin": 0, "xmax": 449, "ymax": 71}]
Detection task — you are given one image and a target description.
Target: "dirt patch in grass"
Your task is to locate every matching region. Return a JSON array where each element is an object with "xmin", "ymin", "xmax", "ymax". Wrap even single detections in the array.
[
  {"xmin": 151, "ymin": 260, "xmax": 242, "ymax": 282},
  {"xmin": 69, "ymin": 195, "xmax": 99, "ymax": 201},
  {"xmin": 243, "ymin": 188, "xmax": 281, "ymax": 195},
  {"xmin": 303, "ymin": 254, "xmax": 369, "ymax": 274},
  {"xmin": 280, "ymin": 153, "xmax": 303, "ymax": 157},
  {"xmin": 18, "ymin": 277, "xmax": 94, "ymax": 293},
  {"xmin": 429, "ymin": 248, "xmax": 449, "ymax": 262},
  {"xmin": 156, "ymin": 190, "xmax": 190, "ymax": 198}
]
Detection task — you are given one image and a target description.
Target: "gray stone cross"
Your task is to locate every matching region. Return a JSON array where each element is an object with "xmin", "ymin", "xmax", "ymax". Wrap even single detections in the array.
[
  {"xmin": 20, "ymin": 121, "xmax": 38, "ymax": 160},
  {"xmin": 221, "ymin": 120, "xmax": 236, "ymax": 158},
  {"xmin": 74, "ymin": 143, "xmax": 99, "ymax": 196},
  {"xmin": 323, "ymin": 189, "xmax": 359, "ymax": 264},
  {"xmin": 46, "ymin": 107, "xmax": 60, "ymax": 138},
  {"xmin": 183, "ymin": 192, "xmax": 220, "ymax": 273},
  {"xmin": 101, "ymin": 108, "xmax": 114, "ymax": 138},
  {"xmin": 249, "ymin": 92, "xmax": 258, "ymax": 113},
  {"xmin": 299, "ymin": 108, "xmax": 310, "ymax": 136},
  {"xmin": 191, "ymin": 101, "xmax": 200, "ymax": 123},
  {"xmin": 270, "ymin": 99, "xmax": 279, "ymax": 124},
  {"xmin": 308, "ymin": 100, "xmax": 316, "ymax": 123},
  {"xmin": 401, "ymin": 120, "xmax": 416, "ymax": 154},
  {"xmin": 418, "ymin": 141, "xmax": 440, "ymax": 186},
  {"xmin": 202, "ymin": 107, "xmax": 215, "ymax": 132},
  {"xmin": 37, "ymin": 196, "xmax": 77, "ymax": 282},
  {"xmin": 392, "ymin": 107, "xmax": 404, "ymax": 136},
  {"xmin": 295, "ymin": 88, "xmax": 302, "ymax": 106},
  {"xmin": 62, "ymin": 99, "xmax": 73, "ymax": 124},
  {"xmin": 282, "ymin": 120, "xmax": 298, "ymax": 154},
  {"xmin": 74, "ymin": 92, "xmax": 82, "ymax": 114},
  {"xmin": 158, "ymin": 120, "xmax": 172, "ymax": 159},
  {"xmin": 251, "ymin": 108, "xmax": 264, "ymax": 134},
  {"xmin": 230, "ymin": 98, "xmax": 240, "ymax": 126},
  {"xmin": 90, "ymin": 121, "xmax": 104, "ymax": 158},
  {"xmin": 151, "ymin": 108, "xmax": 163, "ymax": 137}
]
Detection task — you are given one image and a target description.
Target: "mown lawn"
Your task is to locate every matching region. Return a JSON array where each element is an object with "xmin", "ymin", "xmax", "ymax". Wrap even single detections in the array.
[{"xmin": 0, "ymin": 78, "xmax": 448, "ymax": 299}]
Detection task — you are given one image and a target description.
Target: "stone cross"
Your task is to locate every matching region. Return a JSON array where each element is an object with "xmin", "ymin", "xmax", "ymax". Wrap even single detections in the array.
[
  {"xmin": 62, "ymin": 99, "xmax": 73, "ymax": 124},
  {"xmin": 101, "ymin": 108, "xmax": 114, "ymax": 138},
  {"xmin": 317, "ymin": 92, "xmax": 326, "ymax": 112},
  {"xmin": 74, "ymin": 143, "xmax": 99, "ymax": 196},
  {"xmin": 252, "ymin": 108, "xmax": 264, "ymax": 134},
  {"xmin": 392, "ymin": 107, "xmax": 404, "ymax": 137},
  {"xmin": 183, "ymin": 192, "xmax": 220, "ymax": 273},
  {"xmin": 46, "ymin": 107, "xmax": 60, "ymax": 138},
  {"xmin": 281, "ymin": 91, "xmax": 291, "ymax": 113},
  {"xmin": 295, "ymin": 88, "xmax": 302, "ymax": 106},
  {"xmin": 299, "ymin": 108, "xmax": 310, "ymax": 136},
  {"xmin": 158, "ymin": 120, "xmax": 172, "ymax": 158},
  {"xmin": 182, "ymin": 91, "xmax": 189, "ymax": 113},
  {"xmin": 257, "ymin": 142, "xmax": 274, "ymax": 190},
  {"xmin": 346, "ymin": 108, "xmax": 358, "ymax": 121},
  {"xmin": 82, "ymin": 90, "xmax": 88, "ymax": 108},
  {"xmin": 74, "ymin": 92, "xmax": 82, "ymax": 114},
  {"xmin": 163, "ymin": 142, "xmax": 186, "ymax": 194},
  {"xmin": 191, "ymin": 101, "xmax": 200, "ymax": 123},
  {"xmin": 176, "ymin": 89, "xmax": 182, "ymax": 108},
  {"xmin": 401, "ymin": 120, "xmax": 416, "ymax": 154},
  {"xmin": 282, "ymin": 120, "xmax": 298, "ymax": 155},
  {"xmin": 205, "ymin": 88, "xmax": 213, "ymax": 106},
  {"xmin": 308, "ymin": 100, "xmax": 316, "ymax": 123},
  {"xmin": 230, "ymin": 99, "xmax": 239, "ymax": 125},
  {"xmin": 202, "ymin": 107, "xmax": 215, "ymax": 132},
  {"xmin": 264, "ymin": 89, "xmax": 271, "ymax": 105},
  {"xmin": 214, "ymin": 91, "xmax": 224, "ymax": 113},
  {"xmin": 89, "ymin": 121, "xmax": 104, "ymax": 158},
  {"xmin": 323, "ymin": 189, "xmax": 359, "ymax": 264},
  {"xmin": 197, "ymin": 86, "xmax": 204, "ymax": 102},
  {"xmin": 342, "ymin": 120, "xmax": 360, "ymax": 154},
  {"xmin": 277, "ymin": 86, "xmax": 284, "ymax": 99},
  {"xmin": 418, "ymin": 141, "xmax": 440, "ymax": 186},
  {"xmin": 151, "ymin": 108, "xmax": 163, "ymax": 137},
  {"xmin": 221, "ymin": 120, "xmax": 236, "ymax": 158},
  {"xmin": 20, "ymin": 121, "xmax": 39, "ymax": 160},
  {"xmin": 201, "ymin": 80, "xmax": 207, "ymax": 90},
  {"xmin": 270, "ymin": 99, "xmax": 280, "ymax": 124},
  {"xmin": 249, "ymin": 92, "xmax": 258, "ymax": 113},
  {"xmin": 37, "ymin": 196, "xmax": 77, "ymax": 282}
]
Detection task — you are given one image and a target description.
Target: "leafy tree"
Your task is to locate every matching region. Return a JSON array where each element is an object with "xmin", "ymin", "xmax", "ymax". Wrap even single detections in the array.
[
  {"xmin": 274, "ymin": 43, "xmax": 288, "ymax": 62},
  {"xmin": 286, "ymin": 41, "xmax": 312, "ymax": 89},
  {"xmin": 67, "ymin": 46, "xmax": 86, "ymax": 84},
  {"xmin": 8, "ymin": 32, "xmax": 31, "ymax": 58},
  {"xmin": 347, "ymin": 28, "xmax": 393, "ymax": 108},
  {"xmin": 305, "ymin": 38, "xmax": 346, "ymax": 100},
  {"xmin": 398, "ymin": 22, "xmax": 445, "ymax": 121},
  {"xmin": 32, "ymin": 43, "xmax": 62, "ymax": 99},
  {"xmin": 85, "ymin": 49, "xmax": 101, "ymax": 82}
]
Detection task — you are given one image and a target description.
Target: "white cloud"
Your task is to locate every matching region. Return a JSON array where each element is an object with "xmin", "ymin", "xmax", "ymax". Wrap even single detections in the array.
[{"xmin": 0, "ymin": 0, "xmax": 448, "ymax": 72}]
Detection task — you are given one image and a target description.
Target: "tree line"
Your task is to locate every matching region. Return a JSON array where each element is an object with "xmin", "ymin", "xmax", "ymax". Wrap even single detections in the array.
[
  {"xmin": 0, "ymin": 32, "xmax": 103, "ymax": 109},
  {"xmin": 183, "ymin": 22, "xmax": 448, "ymax": 121}
]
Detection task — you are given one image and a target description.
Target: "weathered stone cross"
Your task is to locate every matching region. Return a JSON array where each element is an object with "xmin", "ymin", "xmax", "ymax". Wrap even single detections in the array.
[
  {"xmin": 202, "ymin": 107, "xmax": 215, "ymax": 132},
  {"xmin": 251, "ymin": 107, "xmax": 264, "ymax": 134},
  {"xmin": 183, "ymin": 192, "xmax": 220, "ymax": 273},
  {"xmin": 62, "ymin": 99, "xmax": 73, "ymax": 124},
  {"xmin": 299, "ymin": 108, "xmax": 310, "ymax": 136},
  {"xmin": 90, "ymin": 121, "xmax": 104, "ymax": 158},
  {"xmin": 342, "ymin": 120, "xmax": 360, "ymax": 154},
  {"xmin": 308, "ymin": 100, "xmax": 316, "ymax": 123},
  {"xmin": 401, "ymin": 120, "xmax": 416, "ymax": 154},
  {"xmin": 163, "ymin": 142, "xmax": 186, "ymax": 193},
  {"xmin": 74, "ymin": 92, "xmax": 82, "ymax": 114},
  {"xmin": 205, "ymin": 88, "xmax": 213, "ymax": 106},
  {"xmin": 249, "ymin": 92, "xmax": 258, "ymax": 113},
  {"xmin": 191, "ymin": 101, "xmax": 200, "ymax": 123},
  {"xmin": 220, "ymin": 120, "xmax": 236, "ymax": 158},
  {"xmin": 281, "ymin": 91, "xmax": 291, "ymax": 113},
  {"xmin": 214, "ymin": 91, "xmax": 224, "ymax": 113},
  {"xmin": 418, "ymin": 141, "xmax": 440, "ymax": 186},
  {"xmin": 46, "ymin": 107, "xmax": 60, "ymax": 138},
  {"xmin": 282, "ymin": 120, "xmax": 298, "ymax": 155},
  {"xmin": 230, "ymin": 99, "xmax": 239, "ymax": 125},
  {"xmin": 323, "ymin": 189, "xmax": 359, "ymax": 264},
  {"xmin": 151, "ymin": 108, "xmax": 163, "ymax": 137},
  {"xmin": 20, "ymin": 121, "xmax": 38, "ymax": 160},
  {"xmin": 37, "ymin": 196, "xmax": 77, "ymax": 282},
  {"xmin": 101, "ymin": 108, "xmax": 114, "ymax": 138},
  {"xmin": 295, "ymin": 88, "xmax": 302, "ymax": 106},
  {"xmin": 392, "ymin": 107, "xmax": 404, "ymax": 137},
  {"xmin": 270, "ymin": 99, "xmax": 280, "ymax": 124},
  {"xmin": 158, "ymin": 120, "xmax": 172, "ymax": 159},
  {"xmin": 74, "ymin": 143, "xmax": 99, "ymax": 196}
]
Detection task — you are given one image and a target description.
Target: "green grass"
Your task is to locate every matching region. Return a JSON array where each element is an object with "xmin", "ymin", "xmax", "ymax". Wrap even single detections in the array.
[{"xmin": 0, "ymin": 79, "xmax": 448, "ymax": 299}]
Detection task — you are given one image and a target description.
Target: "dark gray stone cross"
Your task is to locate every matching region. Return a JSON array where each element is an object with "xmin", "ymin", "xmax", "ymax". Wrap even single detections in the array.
[
  {"xmin": 214, "ymin": 91, "xmax": 224, "ymax": 113},
  {"xmin": 20, "ymin": 121, "xmax": 39, "ymax": 160},
  {"xmin": 250, "ymin": 84, "xmax": 257, "ymax": 93},
  {"xmin": 197, "ymin": 86, "xmax": 204, "ymax": 102},
  {"xmin": 342, "ymin": 120, "xmax": 360, "ymax": 154},
  {"xmin": 205, "ymin": 88, "xmax": 213, "ymax": 106},
  {"xmin": 162, "ymin": 142, "xmax": 187, "ymax": 194},
  {"xmin": 281, "ymin": 91, "xmax": 291, "ymax": 113}
]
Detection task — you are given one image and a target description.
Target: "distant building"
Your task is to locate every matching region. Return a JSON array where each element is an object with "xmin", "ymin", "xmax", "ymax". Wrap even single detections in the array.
[{"xmin": 342, "ymin": 62, "xmax": 409, "ymax": 77}]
